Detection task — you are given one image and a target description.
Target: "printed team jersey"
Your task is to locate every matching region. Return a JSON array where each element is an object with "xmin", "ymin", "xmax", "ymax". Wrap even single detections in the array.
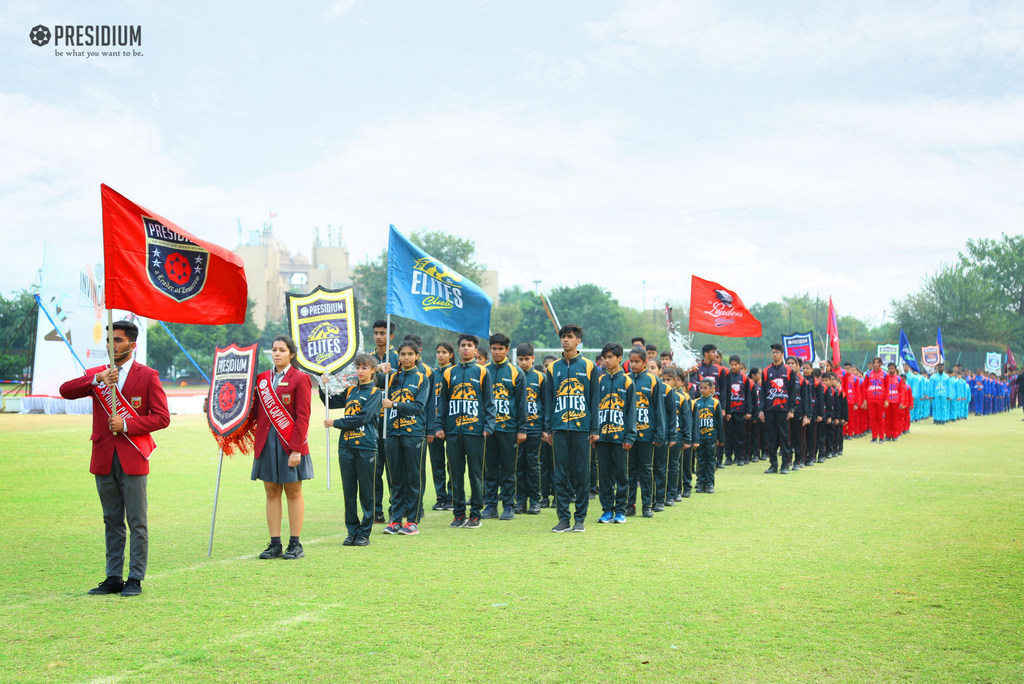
[{"xmin": 597, "ymin": 368, "xmax": 636, "ymax": 444}]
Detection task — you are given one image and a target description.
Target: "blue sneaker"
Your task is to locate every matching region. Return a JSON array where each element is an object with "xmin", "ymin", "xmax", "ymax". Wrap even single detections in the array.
[
  {"xmin": 598, "ymin": 511, "xmax": 614, "ymax": 524},
  {"xmin": 613, "ymin": 512, "xmax": 626, "ymax": 524}
]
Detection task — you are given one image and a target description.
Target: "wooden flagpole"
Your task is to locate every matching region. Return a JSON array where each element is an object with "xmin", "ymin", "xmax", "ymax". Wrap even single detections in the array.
[{"xmin": 106, "ymin": 310, "xmax": 118, "ymax": 432}]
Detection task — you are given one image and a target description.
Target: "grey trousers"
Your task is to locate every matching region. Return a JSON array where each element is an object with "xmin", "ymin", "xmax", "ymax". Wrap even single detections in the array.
[{"xmin": 95, "ymin": 451, "xmax": 148, "ymax": 580}]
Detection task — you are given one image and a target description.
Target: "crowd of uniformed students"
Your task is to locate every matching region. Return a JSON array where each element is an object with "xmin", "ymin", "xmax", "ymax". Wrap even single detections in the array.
[{"xmin": 311, "ymin": 319, "xmax": 1020, "ymax": 545}]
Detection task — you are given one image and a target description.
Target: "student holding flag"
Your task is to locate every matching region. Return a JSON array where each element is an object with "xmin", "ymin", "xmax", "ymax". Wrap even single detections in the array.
[{"xmin": 382, "ymin": 340, "xmax": 431, "ymax": 535}]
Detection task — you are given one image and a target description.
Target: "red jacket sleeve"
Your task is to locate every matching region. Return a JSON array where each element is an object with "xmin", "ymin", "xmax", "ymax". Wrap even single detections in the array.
[{"xmin": 287, "ymin": 371, "xmax": 311, "ymax": 453}]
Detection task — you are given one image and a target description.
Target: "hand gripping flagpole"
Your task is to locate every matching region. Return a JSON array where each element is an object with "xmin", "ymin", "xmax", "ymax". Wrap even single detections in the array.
[
  {"xmin": 207, "ymin": 448, "xmax": 225, "ymax": 556},
  {"xmin": 325, "ymin": 384, "xmax": 332, "ymax": 491}
]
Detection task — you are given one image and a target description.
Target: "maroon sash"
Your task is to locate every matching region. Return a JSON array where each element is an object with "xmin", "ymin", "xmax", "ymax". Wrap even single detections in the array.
[
  {"xmin": 92, "ymin": 383, "xmax": 156, "ymax": 459},
  {"xmin": 257, "ymin": 375, "xmax": 295, "ymax": 448}
]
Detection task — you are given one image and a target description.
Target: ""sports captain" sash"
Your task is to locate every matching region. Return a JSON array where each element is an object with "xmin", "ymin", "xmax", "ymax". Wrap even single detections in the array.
[
  {"xmin": 92, "ymin": 383, "xmax": 156, "ymax": 458},
  {"xmin": 256, "ymin": 376, "xmax": 294, "ymax": 451}
]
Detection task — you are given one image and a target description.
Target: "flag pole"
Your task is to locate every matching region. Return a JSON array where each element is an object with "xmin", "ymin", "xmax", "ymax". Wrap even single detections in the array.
[
  {"xmin": 325, "ymin": 382, "xmax": 332, "ymax": 491},
  {"xmin": 383, "ymin": 313, "xmax": 391, "ymax": 440},
  {"xmin": 207, "ymin": 448, "xmax": 224, "ymax": 556},
  {"xmin": 106, "ymin": 310, "xmax": 119, "ymax": 432}
]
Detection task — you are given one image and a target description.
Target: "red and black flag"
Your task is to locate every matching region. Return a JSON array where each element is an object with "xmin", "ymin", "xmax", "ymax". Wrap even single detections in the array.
[
  {"xmin": 101, "ymin": 184, "xmax": 247, "ymax": 324},
  {"xmin": 688, "ymin": 275, "xmax": 762, "ymax": 338}
]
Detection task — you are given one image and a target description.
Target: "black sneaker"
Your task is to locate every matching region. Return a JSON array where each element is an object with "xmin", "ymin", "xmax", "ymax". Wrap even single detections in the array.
[
  {"xmin": 528, "ymin": 502, "xmax": 541, "ymax": 515},
  {"xmin": 87, "ymin": 576, "xmax": 124, "ymax": 595},
  {"xmin": 431, "ymin": 502, "xmax": 446, "ymax": 511},
  {"xmin": 682, "ymin": 490, "xmax": 691, "ymax": 498},
  {"xmin": 764, "ymin": 466, "xmax": 778, "ymax": 474},
  {"xmin": 571, "ymin": 521, "xmax": 585, "ymax": 533},
  {"xmin": 539, "ymin": 498, "xmax": 550, "ymax": 508},
  {"xmin": 480, "ymin": 506, "xmax": 498, "ymax": 519},
  {"xmin": 551, "ymin": 519, "xmax": 571, "ymax": 533},
  {"xmin": 353, "ymin": 536, "xmax": 370, "ymax": 546},
  {"xmin": 499, "ymin": 508, "xmax": 515, "ymax": 521},
  {"xmin": 780, "ymin": 466, "xmax": 790, "ymax": 474},
  {"xmin": 625, "ymin": 504, "xmax": 636, "ymax": 517},
  {"xmin": 514, "ymin": 503, "xmax": 526, "ymax": 514},
  {"xmin": 120, "ymin": 578, "xmax": 142, "ymax": 597},
  {"xmin": 465, "ymin": 516, "xmax": 482, "ymax": 529},
  {"xmin": 373, "ymin": 515, "xmax": 386, "ymax": 524},
  {"xmin": 258, "ymin": 542, "xmax": 283, "ymax": 559},
  {"xmin": 642, "ymin": 506, "xmax": 653, "ymax": 518},
  {"xmin": 664, "ymin": 500, "xmax": 675, "ymax": 507},
  {"xmin": 282, "ymin": 541, "xmax": 304, "ymax": 560},
  {"xmin": 706, "ymin": 485, "xmax": 715, "ymax": 494},
  {"xmin": 653, "ymin": 503, "xmax": 664, "ymax": 512},
  {"xmin": 342, "ymin": 535, "xmax": 355, "ymax": 546},
  {"xmin": 792, "ymin": 462, "xmax": 802, "ymax": 471},
  {"xmin": 450, "ymin": 516, "xmax": 467, "ymax": 528},
  {"xmin": 674, "ymin": 494, "xmax": 683, "ymax": 502}
]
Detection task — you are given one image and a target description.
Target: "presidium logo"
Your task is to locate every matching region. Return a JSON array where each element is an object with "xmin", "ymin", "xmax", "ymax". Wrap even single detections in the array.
[
  {"xmin": 410, "ymin": 257, "xmax": 465, "ymax": 311},
  {"xmin": 29, "ymin": 23, "xmax": 143, "ymax": 58},
  {"xmin": 143, "ymin": 217, "xmax": 210, "ymax": 302}
]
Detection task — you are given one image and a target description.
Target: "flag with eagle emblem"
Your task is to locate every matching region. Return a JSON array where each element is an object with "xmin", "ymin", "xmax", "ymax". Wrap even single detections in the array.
[{"xmin": 687, "ymin": 275, "xmax": 762, "ymax": 337}]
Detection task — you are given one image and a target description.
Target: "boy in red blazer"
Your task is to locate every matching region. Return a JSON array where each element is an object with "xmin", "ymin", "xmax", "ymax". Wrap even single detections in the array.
[{"xmin": 59, "ymin": 320, "xmax": 169, "ymax": 597}]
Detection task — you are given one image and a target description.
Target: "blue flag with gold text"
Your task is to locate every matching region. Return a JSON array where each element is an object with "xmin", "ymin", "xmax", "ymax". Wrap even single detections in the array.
[{"xmin": 386, "ymin": 225, "xmax": 492, "ymax": 338}]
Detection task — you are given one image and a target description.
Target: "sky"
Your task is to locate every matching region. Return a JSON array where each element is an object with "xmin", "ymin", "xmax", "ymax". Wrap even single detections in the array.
[{"xmin": 3, "ymin": 0, "xmax": 1024, "ymax": 323}]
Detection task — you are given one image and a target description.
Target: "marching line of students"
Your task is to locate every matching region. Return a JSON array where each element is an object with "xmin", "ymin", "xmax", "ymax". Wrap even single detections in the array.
[{"xmin": 267, "ymin": 321, "xmax": 1018, "ymax": 555}]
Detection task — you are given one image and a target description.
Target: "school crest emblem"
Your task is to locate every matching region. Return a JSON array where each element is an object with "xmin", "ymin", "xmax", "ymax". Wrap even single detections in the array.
[
  {"xmin": 143, "ymin": 217, "xmax": 210, "ymax": 302},
  {"xmin": 921, "ymin": 346, "xmax": 941, "ymax": 368},
  {"xmin": 282, "ymin": 393, "xmax": 291, "ymax": 405},
  {"xmin": 130, "ymin": 396, "xmax": 142, "ymax": 409},
  {"xmin": 207, "ymin": 343, "xmax": 258, "ymax": 436},
  {"xmin": 286, "ymin": 286, "xmax": 359, "ymax": 374}
]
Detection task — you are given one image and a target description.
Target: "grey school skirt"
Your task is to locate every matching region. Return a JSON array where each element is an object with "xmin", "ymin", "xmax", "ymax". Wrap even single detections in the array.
[{"xmin": 251, "ymin": 434, "xmax": 314, "ymax": 484}]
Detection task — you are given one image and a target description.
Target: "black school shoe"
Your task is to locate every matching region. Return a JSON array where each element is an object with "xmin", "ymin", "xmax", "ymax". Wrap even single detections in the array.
[
  {"xmin": 259, "ymin": 542, "xmax": 283, "ymax": 559},
  {"xmin": 342, "ymin": 535, "xmax": 355, "ymax": 546},
  {"xmin": 353, "ymin": 536, "xmax": 370, "ymax": 546},
  {"xmin": 87, "ymin": 576, "xmax": 124, "ymax": 595},
  {"xmin": 121, "ymin": 578, "xmax": 142, "ymax": 597},
  {"xmin": 282, "ymin": 541, "xmax": 304, "ymax": 560}
]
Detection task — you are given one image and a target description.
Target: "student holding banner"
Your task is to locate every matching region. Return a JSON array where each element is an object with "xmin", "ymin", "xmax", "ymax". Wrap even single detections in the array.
[
  {"xmin": 252, "ymin": 336, "xmax": 313, "ymax": 560},
  {"xmin": 382, "ymin": 341, "xmax": 431, "ymax": 535},
  {"xmin": 59, "ymin": 320, "xmax": 170, "ymax": 597}
]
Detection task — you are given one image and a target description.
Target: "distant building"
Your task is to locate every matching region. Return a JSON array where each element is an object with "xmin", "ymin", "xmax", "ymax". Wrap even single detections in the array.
[{"xmin": 236, "ymin": 225, "xmax": 352, "ymax": 329}]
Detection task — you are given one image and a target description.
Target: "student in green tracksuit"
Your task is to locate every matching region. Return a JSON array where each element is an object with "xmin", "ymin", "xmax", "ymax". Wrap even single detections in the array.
[
  {"xmin": 595, "ymin": 343, "xmax": 636, "ymax": 524},
  {"xmin": 483, "ymin": 333, "xmax": 527, "ymax": 520},
  {"xmin": 515, "ymin": 343, "xmax": 546, "ymax": 515},
  {"xmin": 323, "ymin": 354, "xmax": 382, "ymax": 547},
  {"xmin": 543, "ymin": 324, "xmax": 601, "ymax": 533},
  {"xmin": 626, "ymin": 346, "xmax": 665, "ymax": 518},
  {"xmin": 653, "ymin": 371, "xmax": 678, "ymax": 511},
  {"xmin": 435, "ymin": 334, "xmax": 495, "ymax": 529},
  {"xmin": 382, "ymin": 341, "xmax": 431, "ymax": 536},
  {"xmin": 371, "ymin": 319, "xmax": 399, "ymax": 523},
  {"xmin": 661, "ymin": 367, "xmax": 690, "ymax": 503},
  {"xmin": 692, "ymin": 379, "xmax": 725, "ymax": 493},
  {"xmin": 428, "ymin": 342, "xmax": 454, "ymax": 510}
]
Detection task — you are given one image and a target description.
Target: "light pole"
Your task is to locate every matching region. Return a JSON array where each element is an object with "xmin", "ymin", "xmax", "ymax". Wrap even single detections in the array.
[{"xmin": 533, "ymin": 279, "xmax": 542, "ymax": 295}]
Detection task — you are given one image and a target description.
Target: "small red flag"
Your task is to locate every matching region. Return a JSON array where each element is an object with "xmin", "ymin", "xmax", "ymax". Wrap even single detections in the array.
[
  {"xmin": 687, "ymin": 275, "xmax": 762, "ymax": 337},
  {"xmin": 1007, "ymin": 345, "xmax": 1017, "ymax": 370},
  {"xmin": 101, "ymin": 184, "xmax": 247, "ymax": 324},
  {"xmin": 827, "ymin": 296, "xmax": 841, "ymax": 367}
]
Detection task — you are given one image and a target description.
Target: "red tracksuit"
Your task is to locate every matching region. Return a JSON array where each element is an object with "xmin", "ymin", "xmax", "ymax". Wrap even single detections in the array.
[
  {"xmin": 884, "ymin": 373, "xmax": 904, "ymax": 439},
  {"xmin": 864, "ymin": 369, "xmax": 887, "ymax": 440}
]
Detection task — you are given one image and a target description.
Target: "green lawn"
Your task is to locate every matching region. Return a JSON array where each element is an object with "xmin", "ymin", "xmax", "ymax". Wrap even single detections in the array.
[{"xmin": 1, "ymin": 407, "xmax": 1022, "ymax": 682}]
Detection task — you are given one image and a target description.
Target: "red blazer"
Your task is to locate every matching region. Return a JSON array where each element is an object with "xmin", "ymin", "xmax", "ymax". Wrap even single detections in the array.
[
  {"xmin": 59, "ymin": 362, "xmax": 170, "ymax": 476},
  {"xmin": 254, "ymin": 366, "xmax": 311, "ymax": 457}
]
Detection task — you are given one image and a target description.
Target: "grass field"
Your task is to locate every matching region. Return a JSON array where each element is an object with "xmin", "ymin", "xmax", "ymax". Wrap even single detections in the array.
[{"xmin": 1, "ymin": 405, "xmax": 1022, "ymax": 682}]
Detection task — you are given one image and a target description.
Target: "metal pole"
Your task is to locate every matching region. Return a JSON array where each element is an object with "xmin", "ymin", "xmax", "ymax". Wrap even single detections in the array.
[
  {"xmin": 207, "ymin": 449, "xmax": 225, "ymax": 556},
  {"xmin": 325, "ymin": 391, "xmax": 332, "ymax": 491},
  {"xmin": 383, "ymin": 313, "xmax": 391, "ymax": 440}
]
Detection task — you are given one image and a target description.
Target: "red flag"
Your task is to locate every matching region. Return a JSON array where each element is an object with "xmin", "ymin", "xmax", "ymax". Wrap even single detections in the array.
[
  {"xmin": 1007, "ymin": 345, "xmax": 1017, "ymax": 370},
  {"xmin": 827, "ymin": 296, "xmax": 841, "ymax": 367},
  {"xmin": 101, "ymin": 184, "xmax": 247, "ymax": 324},
  {"xmin": 687, "ymin": 275, "xmax": 762, "ymax": 337}
]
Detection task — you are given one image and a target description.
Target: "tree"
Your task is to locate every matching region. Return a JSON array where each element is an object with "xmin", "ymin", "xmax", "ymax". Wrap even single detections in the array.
[
  {"xmin": 0, "ymin": 289, "xmax": 37, "ymax": 381},
  {"xmin": 146, "ymin": 299, "xmax": 261, "ymax": 379}
]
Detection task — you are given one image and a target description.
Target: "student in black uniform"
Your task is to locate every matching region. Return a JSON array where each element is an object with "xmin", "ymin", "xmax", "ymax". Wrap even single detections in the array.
[
  {"xmin": 382, "ymin": 341, "xmax": 431, "ymax": 535},
  {"xmin": 692, "ymin": 379, "xmax": 724, "ymax": 493},
  {"xmin": 371, "ymin": 319, "xmax": 398, "ymax": 523},
  {"xmin": 747, "ymin": 368, "xmax": 764, "ymax": 463},
  {"xmin": 515, "ymin": 343, "xmax": 546, "ymax": 515},
  {"xmin": 538, "ymin": 354, "xmax": 558, "ymax": 508},
  {"xmin": 323, "ymin": 354, "xmax": 382, "ymax": 547},
  {"xmin": 595, "ymin": 343, "xmax": 635, "ymax": 524},
  {"xmin": 723, "ymin": 355, "xmax": 751, "ymax": 467},
  {"xmin": 482, "ymin": 333, "xmax": 527, "ymax": 520}
]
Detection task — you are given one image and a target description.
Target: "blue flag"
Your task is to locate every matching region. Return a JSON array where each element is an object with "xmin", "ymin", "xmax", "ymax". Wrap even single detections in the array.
[
  {"xmin": 898, "ymin": 328, "xmax": 920, "ymax": 372},
  {"xmin": 386, "ymin": 225, "xmax": 492, "ymax": 338},
  {"xmin": 936, "ymin": 326, "xmax": 945, "ymax": 363}
]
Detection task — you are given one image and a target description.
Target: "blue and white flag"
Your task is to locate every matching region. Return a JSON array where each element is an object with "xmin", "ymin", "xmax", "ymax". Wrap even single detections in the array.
[
  {"xmin": 936, "ymin": 327, "xmax": 945, "ymax": 364},
  {"xmin": 386, "ymin": 225, "xmax": 492, "ymax": 338},
  {"xmin": 985, "ymin": 352, "xmax": 1001, "ymax": 374},
  {"xmin": 898, "ymin": 328, "xmax": 920, "ymax": 372}
]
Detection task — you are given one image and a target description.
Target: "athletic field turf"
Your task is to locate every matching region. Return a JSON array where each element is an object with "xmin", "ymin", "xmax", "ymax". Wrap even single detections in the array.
[{"xmin": 1, "ymin": 407, "xmax": 1022, "ymax": 682}]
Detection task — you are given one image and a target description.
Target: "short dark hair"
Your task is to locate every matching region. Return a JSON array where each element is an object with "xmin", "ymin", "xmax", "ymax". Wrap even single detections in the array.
[
  {"xmin": 699, "ymin": 378, "xmax": 714, "ymax": 388},
  {"xmin": 353, "ymin": 353, "xmax": 378, "ymax": 369},
  {"xmin": 559, "ymin": 324, "xmax": 583, "ymax": 339},
  {"xmin": 403, "ymin": 334, "xmax": 422, "ymax": 349},
  {"xmin": 645, "ymin": 343, "xmax": 657, "ymax": 352},
  {"xmin": 436, "ymin": 341, "xmax": 454, "ymax": 356},
  {"xmin": 887, "ymin": 362, "xmax": 897, "ymax": 369},
  {"xmin": 749, "ymin": 366, "xmax": 761, "ymax": 378},
  {"xmin": 373, "ymin": 319, "xmax": 396, "ymax": 333},
  {"xmin": 489, "ymin": 333, "xmax": 511, "ymax": 348},
  {"xmin": 770, "ymin": 343, "xmax": 784, "ymax": 352},
  {"xmin": 543, "ymin": 355, "xmax": 557, "ymax": 363},
  {"xmin": 729, "ymin": 355, "xmax": 741, "ymax": 364},
  {"xmin": 110, "ymin": 320, "xmax": 139, "ymax": 342},
  {"xmin": 661, "ymin": 366, "xmax": 677, "ymax": 380},
  {"xmin": 515, "ymin": 342, "xmax": 534, "ymax": 358},
  {"xmin": 812, "ymin": 368, "xmax": 822, "ymax": 378},
  {"xmin": 702, "ymin": 344, "xmax": 716, "ymax": 355},
  {"xmin": 631, "ymin": 336, "xmax": 645, "ymax": 345},
  {"xmin": 458, "ymin": 333, "xmax": 478, "ymax": 348},
  {"xmin": 786, "ymin": 356, "xmax": 800, "ymax": 364},
  {"xmin": 872, "ymin": 356, "xmax": 882, "ymax": 364},
  {"xmin": 601, "ymin": 342, "xmax": 623, "ymax": 358},
  {"xmin": 660, "ymin": 351, "xmax": 672, "ymax": 359},
  {"xmin": 397, "ymin": 340, "xmax": 419, "ymax": 354},
  {"xmin": 628, "ymin": 345, "xmax": 646, "ymax": 359}
]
